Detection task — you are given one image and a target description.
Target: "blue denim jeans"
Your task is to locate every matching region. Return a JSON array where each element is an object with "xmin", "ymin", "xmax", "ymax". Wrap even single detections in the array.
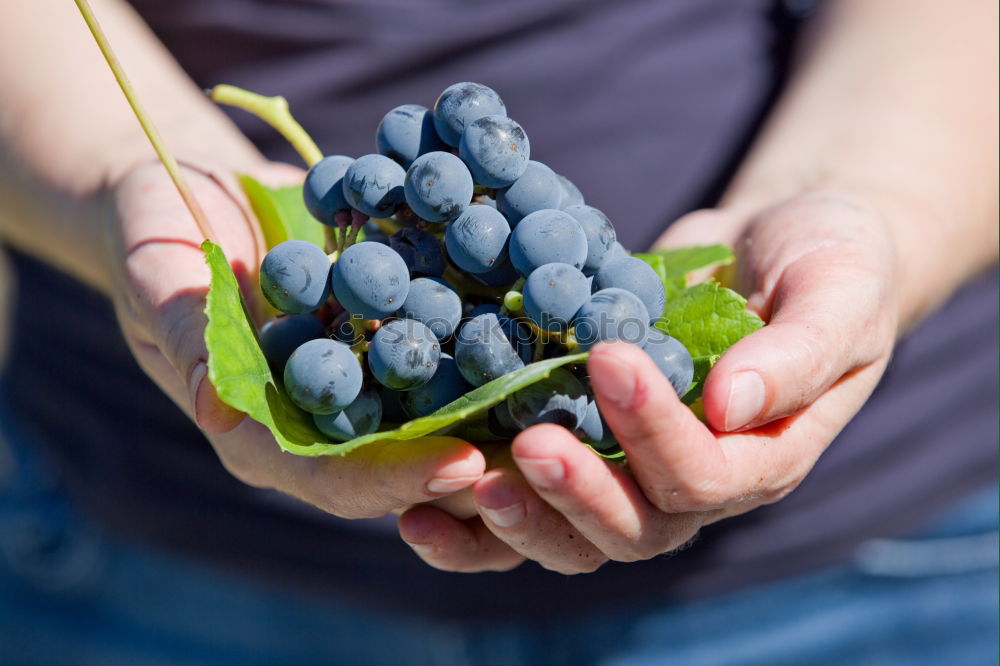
[{"xmin": 1, "ymin": 433, "xmax": 996, "ymax": 666}]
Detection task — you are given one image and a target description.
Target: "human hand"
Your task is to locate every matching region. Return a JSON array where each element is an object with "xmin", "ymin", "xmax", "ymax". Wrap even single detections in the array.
[
  {"xmin": 397, "ymin": 190, "xmax": 900, "ymax": 572},
  {"xmin": 108, "ymin": 160, "xmax": 484, "ymax": 518}
]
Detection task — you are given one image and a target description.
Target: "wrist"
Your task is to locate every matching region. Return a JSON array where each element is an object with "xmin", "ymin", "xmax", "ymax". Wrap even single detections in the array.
[{"xmin": 721, "ymin": 173, "xmax": 980, "ymax": 334}]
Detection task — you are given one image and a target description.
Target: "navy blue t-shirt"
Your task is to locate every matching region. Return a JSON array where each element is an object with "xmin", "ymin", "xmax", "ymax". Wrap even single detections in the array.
[{"xmin": 1, "ymin": 0, "xmax": 996, "ymax": 620}]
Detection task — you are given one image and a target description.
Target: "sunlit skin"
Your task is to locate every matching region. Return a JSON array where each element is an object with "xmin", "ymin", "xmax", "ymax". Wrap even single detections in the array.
[{"xmin": 0, "ymin": 0, "xmax": 995, "ymax": 573}]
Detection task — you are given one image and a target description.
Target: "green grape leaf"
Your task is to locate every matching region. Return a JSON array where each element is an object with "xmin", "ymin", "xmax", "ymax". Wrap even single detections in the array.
[
  {"xmin": 203, "ymin": 240, "xmax": 330, "ymax": 453},
  {"xmin": 203, "ymin": 240, "xmax": 588, "ymax": 456},
  {"xmin": 681, "ymin": 354, "xmax": 721, "ymax": 406},
  {"xmin": 238, "ymin": 174, "xmax": 324, "ymax": 250},
  {"xmin": 655, "ymin": 281, "xmax": 764, "ymax": 358},
  {"xmin": 651, "ymin": 244, "xmax": 734, "ymax": 280},
  {"xmin": 352, "ymin": 351, "xmax": 590, "ymax": 449}
]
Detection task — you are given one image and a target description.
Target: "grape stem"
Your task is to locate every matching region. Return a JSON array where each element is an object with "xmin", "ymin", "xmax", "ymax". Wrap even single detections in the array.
[
  {"xmin": 521, "ymin": 318, "xmax": 575, "ymax": 349},
  {"xmin": 208, "ymin": 84, "xmax": 323, "ymax": 168},
  {"xmin": 336, "ymin": 220, "xmax": 348, "ymax": 254},
  {"xmin": 441, "ymin": 265, "xmax": 502, "ymax": 298},
  {"xmin": 343, "ymin": 211, "xmax": 367, "ymax": 249},
  {"xmin": 369, "ymin": 216, "xmax": 402, "ymax": 236},
  {"xmin": 348, "ymin": 316, "xmax": 368, "ymax": 361},
  {"xmin": 73, "ymin": 0, "xmax": 217, "ymax": 243},
  {"xmin": 324, "ymin": 226, "xmax": 339, "ymax": 255}
]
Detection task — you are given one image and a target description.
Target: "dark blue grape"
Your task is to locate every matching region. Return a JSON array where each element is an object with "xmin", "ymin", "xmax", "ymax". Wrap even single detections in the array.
[
  {"xmin": 283, "ymin": 338, "xmax": 362, "ymax": 414},
  {"xmin": 563, "ymin": 204, "xmax": 617, "ymax": 275},
  {"xmin": 522, "ymin": 262, "xmax": 591, "ymax": 333},
  {"xmin": 329, "ymin": 311, "xmax": 358, "ymax": 345},
  {"xmin": 258, "ymin": 314, "xmax": 325, "ymax": 373},
  {"xmin": 397, "ymin": 277, "xmax": 462, "ymax": 341},
  {"xmin": 403, "ymin": 151, "xmax": 473, "ymax": 222},
  {"xmin": 454, "ymin": 313, "xmax": 531, "ymax": 387},
  {"xmin": 313, "ymin": 389, "xmax": 382, "ymax": 442},
  {"xmin": 594, "ymin": 256, "xmax": 666, "ymax": 321},
  {"xmin": 377, "ymin": 385, "xmax": 410, "ymax": 423},
  {"xmin": 576, "ymin": 400, "xmax": 617, "ymax": 451},
  {"xmin": 330, "ymin": 242, "xmax": 410, "ymax": 319},
  {"xmin": 376, "ymin": 104, "xmax": 446, "ymax": 169},
  {"xmin": 572, "ymin": 288, "xmax": 650, "ymax": 351},
  {"xmin": 471, "ymin": 257, "xmax": 520, "ymax": 287},
  {"xmin": 389, "ymin": 228, "xmax": 445, "ymax": 277},
  {"xmin": 391, "ymin": 206, "xmax": 422, "ymax": 229},
  {"xmin": 402, "ymin": 354, "xmax": 472, "ymax": 418},
  {"xmin": 605, "ymin": 241, "xmax": 628, "ymax": 263},
  {"xmin": 367, "ymin": 318, "xmax": 441, "ymax": 390},
  {"xmin": 303, "ymin": 155, "xmax": 354, "ymax": 225},
  {"xmin": 445, "ymin": 204, "xmax": 510, "ymax": 274},
  {"xmin": 508, "ymin": 209, "xmax": 588, "ymax": 276},
  {"xmin": 488, "ymin": 401, "xmax": 521, "ymax": 438},
  {"xmin": 642, "ymin": 329, "xmax": 694, "ymax": 397},
  {"xmin": 496, "ymin": 160, "xmax": 561, "ymax": 225},
  {"xmin": 458, "ymin": 115, "xmax": 530, "ymax": 188},
  {"xmin": 469, "ymin": 302, "xmax": 501, "ymax": 318},
  {"xmin": 259, "ymin": 240, "xmax": 332, "ymax": 315},
  {"xmin": 329, "ymin": 311, "xmax": 374, "ymax": 346},
  {"xmin": 507, "ymin": 368, "xmax": 588, "ymax": 430},
  {"xmin": 433, "ymin": 82, "xmax": 506, "ymax": 147},
  {"xmin": 556, "ymin": 173, "xmax": 585, "ymax": 209},
  {"xmin": 342, "ymin": 154, "xmax": 406, "ymax": 218},
  {"xmin": 361, "ymin": 219, "xmax": 390, "ymax": 245}
]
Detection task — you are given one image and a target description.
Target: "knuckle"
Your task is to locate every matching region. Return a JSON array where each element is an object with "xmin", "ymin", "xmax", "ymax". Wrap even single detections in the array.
[
  {"xmin": 753, "ymin": 474, "xmax": 805, "ymax": 507},
  {"xmin": 618, "ymin": 518, "xmax": 702, "ymax": 562},
  {"xmin": 649, "ymin": 478, "xmax": 726, "ymax": 513}
]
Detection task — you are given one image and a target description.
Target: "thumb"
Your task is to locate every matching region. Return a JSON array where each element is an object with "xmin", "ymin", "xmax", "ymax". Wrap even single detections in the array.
[{"xmin": 702, "ymin": 256, "xmax": 895, "ymax": 432}]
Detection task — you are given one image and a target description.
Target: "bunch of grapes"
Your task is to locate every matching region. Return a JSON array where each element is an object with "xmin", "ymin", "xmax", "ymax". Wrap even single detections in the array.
[{"xmin": 256, "ymin": 82, "xmax": 694, "ymax": 450}]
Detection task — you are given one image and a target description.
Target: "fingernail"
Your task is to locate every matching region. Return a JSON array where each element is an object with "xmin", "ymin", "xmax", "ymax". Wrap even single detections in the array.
[
  {"xmin": 405, "ymin": 542, "xmax": 436, "ymax": 556},
  {"xmin": 480, "ymin": 502, "xmax": 526, "ymax": 528},
  {"xmin": 588, "ymin": 350, "xmax": 636, "ymax": 410},
  {"xmin": 427, "ymin": 476, "xmax": 479, "ymax": 494},
  {"xmin": 190, "ymin": 360, "xmax": 244, "ymax": 434},
  {"xmin": 426, "ymin": 458, "xmax": 483, "ymax": 494},
  {"xmin": 517, "ymin": 458, "xmax": 564, "ymax": 490},
  {"xmin": 724, "ymin": 370, "xmax": 765, "ymax": 431},
  {"xmin": 188, "ymin": 360, "xmax": 207, "ymax": 404}
]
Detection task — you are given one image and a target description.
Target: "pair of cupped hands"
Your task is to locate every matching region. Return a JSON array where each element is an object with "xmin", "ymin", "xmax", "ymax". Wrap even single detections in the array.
[{"xmin": 110, "ymin": 157, "xmax": 898, "ymax": 574}]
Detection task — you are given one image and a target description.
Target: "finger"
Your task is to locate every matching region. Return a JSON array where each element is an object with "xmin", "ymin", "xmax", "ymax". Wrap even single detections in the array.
[
  {"xmin": 397, "ymin": 505, "xmax": 524, "ymax": 573},
  {"xmin": 472, "ymin": 468, "xmax": 608, "ymax": 574},
  {"xmin": 702, "ymin": 251, "xmax": 895, "ymax": 433},
  {"xmin": 588, "ymin": 341, "xmax": 731, "ymax": 512},
  {"xmin": 210, "ymin": 426, "xmax": 487, "ymax": 519},
  {"xmin": 425, "ymin": 487, "xmax": 479, "ymax": 520},
  {"xmin": 710, "ymin": 353, "xmax": 890, "ymax": 509},
  {"xmin": 652, "ymin": 208, "xmax": 745, "ymax": 249},
  {"xmin": 651, "ymin": 209, "xmax": 746, "ymax": 284},
  {"xmin": 245, "ymin": 161, "xmax": 308, "ymax": 189},
  {"xmin": 114, "ymin": 163, "xmax": 262, "ymax": 433},
  {"xmin": 511, "ymin": 425, "xmax": 704, "ymax": 562}
]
